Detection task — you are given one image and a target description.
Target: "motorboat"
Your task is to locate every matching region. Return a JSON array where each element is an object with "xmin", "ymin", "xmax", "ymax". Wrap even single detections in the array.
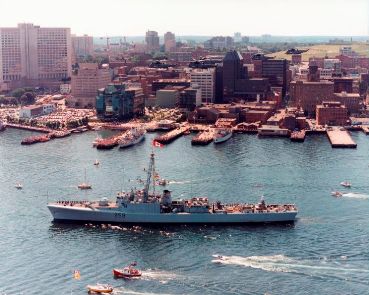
[
  {"xmin": 94, "ymin": 160, "xmax": 100, "ymax": 166},
  {"xmin": 87, "ymin": 283, "xmax": 113, "ymax": 294},
  {"xmin": 340, "ymin": 181, "xmax": 351, "ymax": 188},
  {"xmin": 331, "ymin": 191, "xmax": 343, "ymax": 197},
  {"xmin": 15, "ymin": 183, "xmax": 23, "ymax": 190},
  {"xmin": 113, "ymin": 262, "xmax": 142, "ymax": 278},
  {"xmin": 213, "ymin": 128, "xmax": 232, "ymax": 144}
]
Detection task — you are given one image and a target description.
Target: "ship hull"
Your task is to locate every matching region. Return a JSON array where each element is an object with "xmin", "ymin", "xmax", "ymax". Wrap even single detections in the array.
[
  {"xmin": 213, "ymin": 132, "xmax": 232, "ymax": 144},
  {"xmin": 119, "ymin": 134, "xmax": 145, "ymax": 148},
  {"xmin": 48, "ymin": 205, "xmax": 297, "ymax": 224}
]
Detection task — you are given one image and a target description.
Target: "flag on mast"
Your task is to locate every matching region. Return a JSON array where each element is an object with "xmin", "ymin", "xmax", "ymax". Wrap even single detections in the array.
[
  {"xmin": 73, "ymin": 270, "xmax": 81, "ymax": 280},
  {"xmin": 152, "ymin": 140, "xmax": 164, "ymax": 148}
]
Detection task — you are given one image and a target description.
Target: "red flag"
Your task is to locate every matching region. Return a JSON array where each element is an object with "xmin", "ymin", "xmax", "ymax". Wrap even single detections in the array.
[{"xmin": 152, "ymin": 140, "xmax": 164, "ymax": 148}]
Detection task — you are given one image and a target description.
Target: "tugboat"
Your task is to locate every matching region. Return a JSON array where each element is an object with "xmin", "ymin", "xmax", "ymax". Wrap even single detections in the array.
[
  {"xmin": 118, "ymin": 127, "xmax": 146, "ymax": 148},
  {"xmin": 213, "ymin": 128, "xmax": 232, "ymax": 144},
  {"xmin": 86, "ymin": 283, "xmax": 113, "ymax": 294},
  {"xmin": 48, "ymin": 153, "xmax": 298, "ymax": 224},
  {"xmin": 113, "ymin": 262, "xmax": 142, "ymax": 278}
]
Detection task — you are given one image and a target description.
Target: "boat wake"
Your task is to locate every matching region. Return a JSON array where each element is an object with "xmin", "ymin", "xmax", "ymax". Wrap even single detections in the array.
[
  {"xmin": 141, "ymin": 269, "xmax": 180, "ymax": 283},
  {"xmin": 342, "ymin": 193, "xmax": 369, "ymax": 200},
  {"xmin": 212, "ymin": 254, "xmax": 369, "ymax": 281}
]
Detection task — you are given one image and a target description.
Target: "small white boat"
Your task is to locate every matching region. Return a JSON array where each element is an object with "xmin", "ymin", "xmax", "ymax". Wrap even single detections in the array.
[
  {"xmin": 86, "ymin": 283, "xmax": 113, "ymax": 294},
  {"xmin": 331, "ymin": 191, "xmax": 343, "ymax": 197},
  {"xmin": 118, "ymin": 128, "xmax": 146, "ymax": 148},
  {"xmin": 78, "ymin": 169, "xmax": 92, "ymax": 189},
  {"xmin": 94, "ymin": 160, "xmax": 100, "ymax": 166},
  {"xmin": 340, "ymin": 181, "xmax": 351, "ymax": 188},
  {"xmin": 213, "ymin": 128, "xmax": 232, "ymax": 144},
  {"xmin": 15, "ymin": 183, "xmax": 23, "ymax": 190}
]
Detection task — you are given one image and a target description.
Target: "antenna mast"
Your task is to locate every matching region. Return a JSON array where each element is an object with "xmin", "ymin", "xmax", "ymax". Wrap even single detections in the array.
[{"xmin": 143, "ymin": 152, "xmax": 155, "ymax": 202}]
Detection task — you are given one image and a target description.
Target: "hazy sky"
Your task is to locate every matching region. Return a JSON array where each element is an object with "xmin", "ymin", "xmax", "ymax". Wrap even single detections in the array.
[{"xmin": 1, "ymin": 0, "xmax": 368, "ymax": 36}]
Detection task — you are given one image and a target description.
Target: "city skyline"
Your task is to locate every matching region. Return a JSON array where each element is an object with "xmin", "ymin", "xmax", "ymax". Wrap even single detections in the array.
[{"xmin": 1, "ymin": 0, "xmax": 368, "ymax": 37}]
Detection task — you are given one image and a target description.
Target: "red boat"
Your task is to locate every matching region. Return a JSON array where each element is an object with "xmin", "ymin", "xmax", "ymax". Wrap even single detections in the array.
[{"xmin": 113, "ymin": 264, "xmax": 142, "ymax": 278}]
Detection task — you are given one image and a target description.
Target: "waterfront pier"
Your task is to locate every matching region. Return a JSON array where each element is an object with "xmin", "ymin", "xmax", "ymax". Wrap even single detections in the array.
[
  {"xmin": 154, "ymin": 126, "xmax": 189, "ymax": 144},
  {"xmin": 191, "ymin": 130, "xmax": 214, "ymax": 145},
  {"xmin": 326, "ymin": 128, "xmax": 357, "ymax": 148}
]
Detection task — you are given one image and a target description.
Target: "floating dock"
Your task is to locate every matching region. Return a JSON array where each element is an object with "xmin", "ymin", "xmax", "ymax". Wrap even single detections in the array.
[
  {"xmin": 154, "ymin": 127, "xmax": 189, "ymax": 144},
  {"xmin": 326, "ymin": 128, "xmax": 357, "ymax": 148},
  {"xmin": 191, "ymin": 130, "xmax": 214, "ymax": 145}
]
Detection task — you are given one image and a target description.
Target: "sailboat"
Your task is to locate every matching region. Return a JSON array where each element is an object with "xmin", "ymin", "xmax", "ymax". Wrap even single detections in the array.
[{"xmin": 78, "ymin": 169, "xmax": 92, "ymax": 189}]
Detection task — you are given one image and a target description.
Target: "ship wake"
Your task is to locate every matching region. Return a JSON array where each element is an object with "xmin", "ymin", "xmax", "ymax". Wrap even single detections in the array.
[
  {"xmin": 342, "ymin": 192, "xmax": 369, "ymax": 200},
  {"xmin": 212, "ymin": 254, "xmax": 369, "ymax": 282}
]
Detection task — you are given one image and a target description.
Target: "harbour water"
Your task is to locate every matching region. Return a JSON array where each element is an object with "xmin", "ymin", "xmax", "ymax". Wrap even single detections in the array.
[{"xmin": 0, "ymin": 129, "xmax": 369, "ymax": 295}]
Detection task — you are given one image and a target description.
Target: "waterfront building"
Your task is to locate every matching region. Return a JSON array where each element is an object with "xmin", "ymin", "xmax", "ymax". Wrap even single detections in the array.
[
  {"xmin": 145, "ymin": 30, "xmax": 160, "ymax": 51},
  {"xmin": 71, "ymin": 63, "xmax": 111, "ymax": 107},
  {"xmin": 19, "ymin": 103, "xmax": 56, "ymax": 119},
  {"xmin": 333, "ymin": 92, "xmax": 361, "ymax": 114},
  {"xmin": 290, "ymin": 80, "xmax": 334, "ymax": 116},
  {"xmin": 72, "ymin": 34, "xmax": 94, "ymax": 61},
  {"xmin": 0, "ymin": 23, "xmax": 72, "ymax": 89},
  {"xmin": 96, "ymin": 83, "xmax": 144, "ymax": 119},
  {"xmin": 164, "ymin": 32, "xmax": 176, "ymax": 52},
  {"xmin": 316, "ymin": 101, "xmax": 349, "ymax": 126},
  {"xmin": 190, "ymin": 68, "xmax": 215, "ymax": 103}
]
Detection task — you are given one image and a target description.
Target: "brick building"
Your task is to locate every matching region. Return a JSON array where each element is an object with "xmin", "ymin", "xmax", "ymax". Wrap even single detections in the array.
[
  {"xmin": 290, "ymin": 80, "xmax": 334, "ymax": 116},
  {"xmin": 316, "ymin": 101, "xmax": 349, "ymax": 126}
]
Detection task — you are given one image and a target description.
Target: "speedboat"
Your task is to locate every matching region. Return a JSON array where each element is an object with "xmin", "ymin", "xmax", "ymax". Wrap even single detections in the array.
[
  {"xmin": 94, "ymin": 160, "xmax": 100, "ymax": 166},
  {"xmin": 340, "ymin": 181, "xmax": 351, "ymax": 188},
  {"xmin": 331, "ymin": 191, "xmax": 343, "ymax": 197},
  {"xmin": 15, "ymin": 183, "xmax": 23, "ymax": 190},
  {"xmin": 87, "ymin": 283, "xmax": 113, "ymax": 294},
  {"xmin": 113, "ymin": 263, "xmax": 142, "ymax": 278}
]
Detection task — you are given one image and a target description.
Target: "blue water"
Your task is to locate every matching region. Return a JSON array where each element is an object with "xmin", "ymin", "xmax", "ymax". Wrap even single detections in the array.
[{"xmin": 0, "ymin": 129, "xmax": 369, "ymax": 295}]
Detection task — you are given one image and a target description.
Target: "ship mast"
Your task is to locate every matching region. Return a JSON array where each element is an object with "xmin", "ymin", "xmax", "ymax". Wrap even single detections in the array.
[{"xmin": 143, "ymin": 152, "xmax": 156, "ymax": 202}]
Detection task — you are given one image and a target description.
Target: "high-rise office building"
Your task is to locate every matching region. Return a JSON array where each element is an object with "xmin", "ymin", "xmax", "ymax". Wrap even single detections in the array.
[
  {"xmin": 145, "ymin": 30, "xmax": 160, "ymax": 51},
  {"xmin": 223, "ymin": 50, "xmax": 247, "ymax": 97},
  {"xmin": 261, "ymin": 58, "xmax": 288, "ymax": 97},
  {"xmin": 190, "ymin": 68, "xmax": 215, "ymax": 103},
  {"xmin": 72, "ymin": 34, "xmax": 94, "ymax": 61},
  {"xmin": 0, "ymin": 23, "xmax": 72, "ymax": 89},
  {"xmin": 164, "ymin": 32, "xmax": 176, "ymax": 52}
]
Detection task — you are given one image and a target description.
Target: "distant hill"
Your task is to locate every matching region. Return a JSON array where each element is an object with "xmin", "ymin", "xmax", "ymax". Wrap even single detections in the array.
[{"xmin": 267, "ymin": 43, "xmax": 369, "ymax": 61}]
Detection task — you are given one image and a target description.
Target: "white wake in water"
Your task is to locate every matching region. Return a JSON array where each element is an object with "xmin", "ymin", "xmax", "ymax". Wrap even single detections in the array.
[
  {"xmin": 115, "ymin": 288, "xmax": 173, "ymax": 295},
  {"xmin": 342, "ymin": 192, "xmax": 369, "ymax": 200},
  {"xmin": 212, "ymin": 254, "xmax": 369, "ymax": 279},
  {"xmin": 141, "ymin": 269, "xmax": 180, "ymax": 283}
]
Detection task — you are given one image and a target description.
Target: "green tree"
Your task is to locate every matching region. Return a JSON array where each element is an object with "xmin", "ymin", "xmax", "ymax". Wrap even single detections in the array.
[{"xmin": 11, "ymin": 88, "xmax": 25, "ymax": 99}]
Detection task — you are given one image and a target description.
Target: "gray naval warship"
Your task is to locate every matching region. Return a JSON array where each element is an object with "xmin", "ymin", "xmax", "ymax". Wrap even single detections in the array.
[{"xmin": 48, "ymin": 153, "xmax": 298, "ymax": 224}]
